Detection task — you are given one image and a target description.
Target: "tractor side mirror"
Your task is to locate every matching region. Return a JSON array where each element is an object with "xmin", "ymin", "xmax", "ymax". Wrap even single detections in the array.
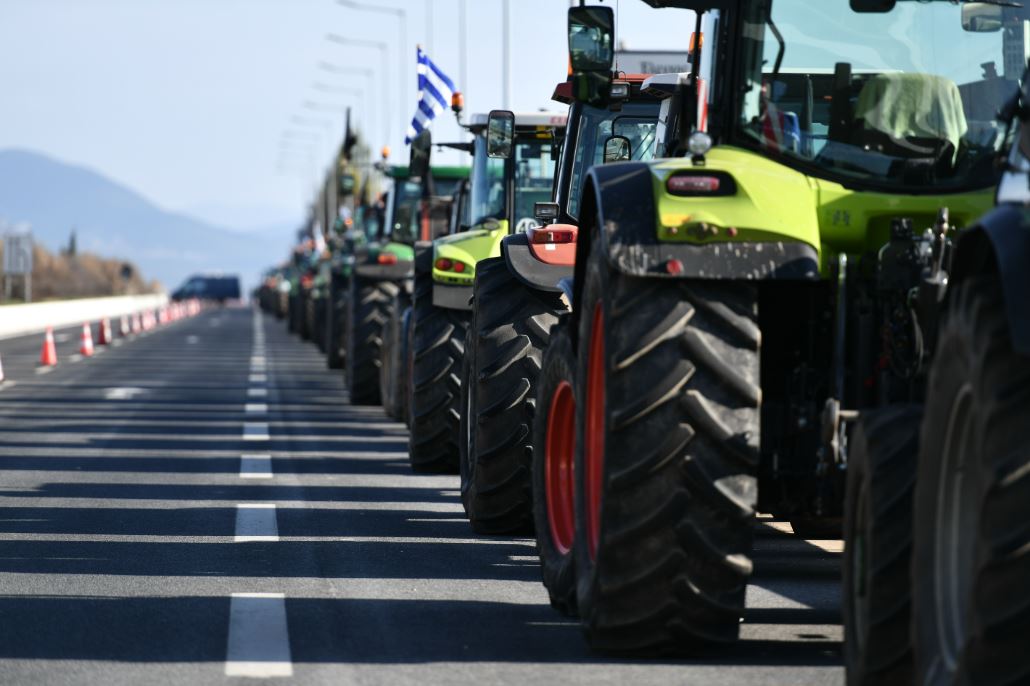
[
  {"xmin": 849, "ymin": 0, "xmax": 895, "ymax": 12},
  {"xmin": 603, "ymin": 135, "xmax": 632, "ymax": 163},
  {"xmin": 568, "ymin": 6, "xmax": 614, "ymax": 107},
  {"xmin": 568, "ymin": 6, "xmax": 614, "ymax": 73},
  {"xmin": 487, "ymin": 110, "xmax": 515, "ymax": 159},
  {"xmin": 962, "ymin": 3, "xmax": 1003, "ymax": 32}
]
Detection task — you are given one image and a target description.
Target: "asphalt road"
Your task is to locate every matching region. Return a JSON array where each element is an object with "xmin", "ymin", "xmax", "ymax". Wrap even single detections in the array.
[{"xmin": 0, "ymin": 306, "xmax": 843, "ymax": 685}]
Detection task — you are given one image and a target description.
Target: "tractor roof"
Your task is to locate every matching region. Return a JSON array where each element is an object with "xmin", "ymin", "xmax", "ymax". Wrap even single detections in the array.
[
  {"xmin": 386, "ymin": 165, "xmax": 470, "ymax": 179},
  {"xmin": 467, "ymin": 112, "xmax": 568, "ymax": 129},
  {"xmin": 552, "ymin": 74, "xmax": 658, "ymax": 105}
]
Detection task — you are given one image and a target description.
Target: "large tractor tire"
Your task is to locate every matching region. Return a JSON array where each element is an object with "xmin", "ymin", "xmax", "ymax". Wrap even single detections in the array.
[
  {"xmin": 409, "ymin": 249, "xmax": 469, "ymax": 473},
  {"xmin": 325, "ymin": 276, "xmax": 346, "ymax": 370},
  {"xmin": 299, "ymin": 293, "xmax": 313, "ymax": 341},
  {"xmin": 287, "ymin": 293, "xmax": 301, "ymax": 334},
  {"xmin": 460, "ymin": 257, "xmax": 563, "ymax": 534},
  {"xmin": 531, "ymin": 317, "xmax": 578, "ymax": 616},
  {"xmin": 573, "ymin": 234, "xmax": 760, "ymax": 654},
  {"xmin": 399, "ymin": 305, "xmax": 413, "ymax": 427},
  {"xmin": 843, "ymin": 405, "xmax": 922, "ymax": 686},
  {"xmin": 911, "ymin": 275, "xmax": 1030, "ymax": 686},
  {"xmin": 312, "ymin": 295, "xmax": 327, "ymax": 352},
  {"xmin": 380, "ymin": 287, "xmax": 413, "ymax": 421},
  {"xmin": 345, "ymin": 276, "xmax": 396, "ymax": 405}
]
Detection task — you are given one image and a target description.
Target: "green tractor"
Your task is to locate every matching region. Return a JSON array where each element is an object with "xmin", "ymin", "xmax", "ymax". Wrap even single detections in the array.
[
  {"xmin": 319, "ymin": 126, "xmax": 371, "ymax": 369},
  {"xmin": 407, "ymin": 111, "xmax": 566, "ymax": 472},
  {"xmin": 379, "ymin": 131, "xmax": 473, "ymax": 422},
  {"xmin": 539, "ymin": 0, "xmax": 1017, "ymax": 655},
  {"xmin": 344, "ymin": 162, "xmax": 467, "ymax": 404},
  {"xmin": 459, "ymin": 77, "xmax": 665, "ymax": 535}
]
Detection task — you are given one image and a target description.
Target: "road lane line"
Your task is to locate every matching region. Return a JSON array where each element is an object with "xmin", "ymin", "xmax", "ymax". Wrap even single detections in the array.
[
  {"xmin": 240, "ymin": 454, "xmax": 273, "ymax": 479},
  {"xmin": 247, "ymin": 388, "xmax": 268, "ymax": 398},
  {"xmin": 234, "ymin": 504, "xmax": 278, "ymax": 541},
  {"xmin": 249, "ymin": 373, "xmax": 267, "ymax": 384},
  {"xmin": 34, "ymin": 366, "xmax": 54, "ymax": 375},
  {"xmin": 68, "ymin": 353, "xmax": 83, "ymax": 363},
  {"xmin": 225, "ymin": 593, "xmax": 292, "ymax": 678},
  {"xmin": 242, "ymin": 422, "xmax": 270, "ymax": 441},
  {"xmin": 244, "ymin": 403, "xmax": 268, "ymax": 414}
]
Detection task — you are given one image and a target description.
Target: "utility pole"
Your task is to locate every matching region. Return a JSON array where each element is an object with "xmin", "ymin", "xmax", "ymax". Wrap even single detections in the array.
[
  {"xmin": 502, "ymin": 0, "xmax": 511, "ymax": 109},
  {"xmin": 335, "ymin": 1, "xmax": 406, "ymax": 159}
]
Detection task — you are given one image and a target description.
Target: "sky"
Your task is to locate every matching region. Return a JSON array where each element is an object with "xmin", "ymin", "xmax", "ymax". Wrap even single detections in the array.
[{"xmin": 0, "ymin": 0, "xmax": 695, "ymax": 232}]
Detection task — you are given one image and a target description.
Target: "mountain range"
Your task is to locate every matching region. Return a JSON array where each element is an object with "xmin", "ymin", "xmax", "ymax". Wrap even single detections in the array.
[{"xmin": 0, "ymin": 149, "xmax": 294, "ymax": 291}]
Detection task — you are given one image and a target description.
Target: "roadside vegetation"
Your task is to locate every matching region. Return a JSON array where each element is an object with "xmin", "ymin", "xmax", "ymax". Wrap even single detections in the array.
[{"xmin": 0, "ymin": 241, "xmax": 158, "ymax": 302}]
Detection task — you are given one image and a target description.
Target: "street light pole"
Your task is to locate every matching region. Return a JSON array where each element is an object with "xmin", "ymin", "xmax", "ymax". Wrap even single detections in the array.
[
  {"xmin": 335, "ymin": 1, "xmax": 407, "ymax": 159},
  {"xmin": 317, "ymin": 63, "xmax": 376, "ymax": 146},
  {"xmin": 502, "ymin": 0, "xmax": 511, "ymax": 109},
  {"xmin": 325, "ymin": 34, "xmax": 391, "ymax": 145}
]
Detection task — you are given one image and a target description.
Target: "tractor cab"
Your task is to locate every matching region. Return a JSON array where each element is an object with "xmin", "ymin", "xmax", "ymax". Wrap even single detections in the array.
[{"xmin": 429, "ymin": 111, "xmax": 567, "ymax": 307}]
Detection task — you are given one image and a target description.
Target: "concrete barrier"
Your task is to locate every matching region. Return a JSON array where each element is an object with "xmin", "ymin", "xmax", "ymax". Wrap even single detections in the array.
[{"xmin": 0, "ymin": 294, "xmax": 170, "ymax": 340}]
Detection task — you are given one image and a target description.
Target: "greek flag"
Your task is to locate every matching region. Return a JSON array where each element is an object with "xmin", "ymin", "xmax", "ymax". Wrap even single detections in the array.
[{"xmin": 404, "ymin": 47, "xmax": 456, "ymax": 144}]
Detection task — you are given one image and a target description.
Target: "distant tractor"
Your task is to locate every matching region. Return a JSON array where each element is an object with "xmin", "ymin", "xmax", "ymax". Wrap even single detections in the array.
[
  {"xmin": 459, "ymin": 77, "xmax": 663, "ymax": 537},
  {"xmin": 344, "ymin": 164, "xmax": 468, "ymax": 405},
  {"xmin": 406, "ymin": 111, "xmax": 566, "ymax": 473}
]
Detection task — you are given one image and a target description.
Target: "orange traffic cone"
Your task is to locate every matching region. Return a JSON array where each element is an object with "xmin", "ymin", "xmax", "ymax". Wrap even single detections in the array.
[
  {"xmin": 79, "ymin": 322, "xmax": 95, "ymax": 357},
  {"xmin": 119, "ymin": 315, "xmax": 130, "ymax": 337},
  {"xmin": 40, "ymin": 327, "xmax": 57, "ymax": 366},
  {"xmin": 132, "ymin": 312, "xmax": 142, "ymax": 333},
  {"xmin": 98, "ymin": 318, "xmax": 112, "ymax": 345}
]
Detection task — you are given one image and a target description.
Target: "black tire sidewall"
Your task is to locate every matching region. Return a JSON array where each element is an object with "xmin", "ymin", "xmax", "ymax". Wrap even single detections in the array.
[{"xmin": 532, "ymin": 320, "xmax": 578, "ymax": 615}]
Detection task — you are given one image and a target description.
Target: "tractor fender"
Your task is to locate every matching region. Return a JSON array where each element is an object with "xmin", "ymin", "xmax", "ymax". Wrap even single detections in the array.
[
  {"xmin": 579, "ymin": 161, "xmax": 820, "ymax": 280},
  {"xmin": 951, "ymin": 204, "xmax": 1030, "ymax": 355},
  {"xmin": 354, "ymin": 262, "xmax": 412, "ymax": 280},
  {"xmin": 501, "ymin": 233, "xmax": 572, "ymax": 293}
]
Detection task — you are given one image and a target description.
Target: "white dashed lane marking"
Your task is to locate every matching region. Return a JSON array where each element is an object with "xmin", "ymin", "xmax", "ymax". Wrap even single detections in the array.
[
  {"xmin": 239, "ymin": 454, "xmax": 273, "ymax": 479},
  {"xmin": 234, "ymin": 504, "xmax": 278, "ymax": 542},
  {"xmin": 224, "ymin": 593, "xmax": 292, "ymax": 677},
  {"xmin": 242, "ymin": 422, "xmax": 270, "ymax": 441}
]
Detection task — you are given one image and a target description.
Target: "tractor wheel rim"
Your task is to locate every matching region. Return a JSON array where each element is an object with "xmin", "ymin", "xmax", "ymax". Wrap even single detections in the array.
[
  {"xmin": 545, "ymin": 380, "xmax": 576, "ymax": 555},
  {"xmin": 932, "ymin": 383, "xmax": 977, "ymax": 672},
  {"xmin": 585, "ymin": 302, "xmax": 606, "ymax": 561}
]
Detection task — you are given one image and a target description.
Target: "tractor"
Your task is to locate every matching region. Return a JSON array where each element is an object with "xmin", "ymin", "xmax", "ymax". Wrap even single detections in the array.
[
  {"xmin": 378, "ymin": 130, "xmax": 472, "ymax": 422},
  {"xmin": 459, "ymin": 76, "xmax": 667, "ymax": 536},
  {"xmin": 406, "ymin": 111, "xmax": 566, "ymax": 472},
  {"xmin": 343, "ymin": 162, "xmax": 467, "ymax": 404},
  {"xmin": 843, "ymin": 25, "xmax": 1030, "ymax": 686},
  {"xmin": 540, "ymin": 0, "xmax": 1019, "ymax": 655}
]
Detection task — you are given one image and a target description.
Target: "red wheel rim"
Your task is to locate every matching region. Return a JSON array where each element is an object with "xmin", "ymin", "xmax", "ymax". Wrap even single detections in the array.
[
  {"xmin": 585, "ymin": 302, "xmax": 605, "ymax": 560},
  {"xmin": 545, "ymin": 380, "xmax": 576, "ymax": 554}
]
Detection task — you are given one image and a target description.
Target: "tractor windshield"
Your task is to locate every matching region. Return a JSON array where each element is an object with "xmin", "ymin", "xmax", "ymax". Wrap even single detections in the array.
[
  {"xmin": 513, "ymin": 137, "xmax": 558, "ymax": 233},
  {"xmin": 566, "ymin": 100, "xmax": 660, "ymax": 219},
  {"xmin": 387, "ymin": 176, "xmax": 465, "ymax": 244},
  {"xmin": 469, "ymin": 131, "xmax": 558, "ymax": 230},
  {"xmin": 735, "ymin": 0, "xmax": 1030, "ymax": 192},
  {"xmin": 470, "ymin": 132, "xmax": 506, "ymax": 225},
  {"xmin": 384, "ymin": 180, "xmax": 421, "ymax": 242}
]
